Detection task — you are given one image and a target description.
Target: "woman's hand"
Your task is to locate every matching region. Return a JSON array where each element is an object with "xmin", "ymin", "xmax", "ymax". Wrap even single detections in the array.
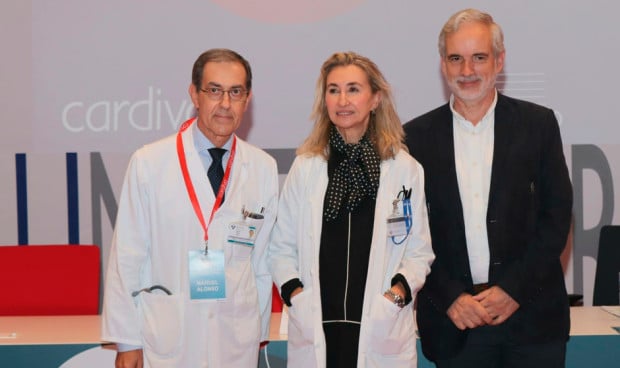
[
  {"xmin": 290, "ymin": 286, "xmax": 303, "ymax": 301},
  {"xmin": 383, "ymin": 282, "xmax": 406, "ymax": 307}
]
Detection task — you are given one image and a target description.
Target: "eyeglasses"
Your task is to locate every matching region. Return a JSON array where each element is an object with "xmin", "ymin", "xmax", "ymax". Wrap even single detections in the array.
[{"xmin": 199, "ymin": 86, "xmax": 248, "ymax": 102}]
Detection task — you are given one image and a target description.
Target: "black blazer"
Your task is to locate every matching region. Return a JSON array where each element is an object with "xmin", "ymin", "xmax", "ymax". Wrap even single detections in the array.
[{"xmin": 403, "ymin": 94, "xmax": 573, "ymax": 361}]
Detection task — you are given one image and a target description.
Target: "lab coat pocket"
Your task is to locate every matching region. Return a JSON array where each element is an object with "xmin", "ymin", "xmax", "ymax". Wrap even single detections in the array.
[
  {"xmin": 231, "ymin": 241, "xmax": 254, "ymax": 260},
  {"xmin": 286, "ymin": 288, "xmax": 315, "ymax": 350},
  {"xmin": 368, "ymin": 293, "xmax": 415, "ymax": 356},
  {"xmin": 139, "ymin": 292, "xmax": 184, "ymax": 358},
  {"xmin": 218, "ymin": 287, "xmax": 261, "ymax": 349}
]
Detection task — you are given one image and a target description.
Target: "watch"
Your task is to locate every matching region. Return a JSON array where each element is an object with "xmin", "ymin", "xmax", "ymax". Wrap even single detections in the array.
[{"xmin": 384, "ymin": 289, "xmax": 405, "ymax": 308}]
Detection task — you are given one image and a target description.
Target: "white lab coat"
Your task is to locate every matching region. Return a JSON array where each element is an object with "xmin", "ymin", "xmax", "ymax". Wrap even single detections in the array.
[
  {"xmin": 269, "ymin": 150, "xmax": 434, "ymax": 368},
  {"xmin": 102, "ymin": 120, "xmax": 279, "ymax": 367}
]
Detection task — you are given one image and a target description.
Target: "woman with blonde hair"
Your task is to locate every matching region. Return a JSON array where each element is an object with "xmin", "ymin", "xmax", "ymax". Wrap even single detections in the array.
[{"xmin": 269, "ymin": 51, "xmax": 434, "ymax": 367}]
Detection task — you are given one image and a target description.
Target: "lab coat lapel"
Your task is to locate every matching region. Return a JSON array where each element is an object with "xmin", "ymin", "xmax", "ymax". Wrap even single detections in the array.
[
  {"xmin": 368, "ymin": 159, "xmax": 391, "ymax": 289},
  {"xmin": 225, "ymin": 135, "xmax": 249, "ymax": 203},
  {"xmin": 309, "ymin": 158, "xmax": 329, "ymax": 265}
]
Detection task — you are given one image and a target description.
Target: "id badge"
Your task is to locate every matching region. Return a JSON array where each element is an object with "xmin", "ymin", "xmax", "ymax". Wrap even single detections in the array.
[
  {"xmin": 188, "ymin": 249, "xmax": 226, "ymax": 300},
  {"xmin": 227, "ymin": 216, "xmax": 263, "ymax": 246},
  {"xmin": 387, "ymin": 215, "xmax": 408, "ymax": 237}
]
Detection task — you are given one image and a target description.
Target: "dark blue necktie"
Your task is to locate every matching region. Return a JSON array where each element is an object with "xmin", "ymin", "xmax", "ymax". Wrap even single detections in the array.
[{"xmin": 207, "ymin": 148, "xmax": 226, "ymax": 200}]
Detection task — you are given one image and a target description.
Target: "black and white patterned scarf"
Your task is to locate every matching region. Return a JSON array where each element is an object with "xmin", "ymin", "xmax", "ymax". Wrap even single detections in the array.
[{"xmin": 323, "ymin": 126, "xmax": 381, "ymax": 222}]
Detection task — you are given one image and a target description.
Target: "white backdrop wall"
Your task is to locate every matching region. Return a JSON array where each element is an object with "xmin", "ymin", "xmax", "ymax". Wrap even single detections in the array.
[{"xmin": 1, "ymin": 0, "xmax": 618, "ymax": 305}]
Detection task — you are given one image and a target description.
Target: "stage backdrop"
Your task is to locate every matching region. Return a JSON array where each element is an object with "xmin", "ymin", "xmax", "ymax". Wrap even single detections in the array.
[{"xmin": 1, "ymin": 0, "xmax": 618, "ymax": 306}]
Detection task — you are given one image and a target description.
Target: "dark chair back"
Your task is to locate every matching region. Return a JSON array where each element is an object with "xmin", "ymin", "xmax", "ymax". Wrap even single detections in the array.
[{"xmin": 593, "ymin": 225, "xmax": 620, "ymax": 305}]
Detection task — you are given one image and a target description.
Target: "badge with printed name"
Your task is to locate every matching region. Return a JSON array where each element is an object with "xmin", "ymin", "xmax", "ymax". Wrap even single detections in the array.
[{"xmin": 188, "ymin": 249, "xmax": 226, "ymax": 300}]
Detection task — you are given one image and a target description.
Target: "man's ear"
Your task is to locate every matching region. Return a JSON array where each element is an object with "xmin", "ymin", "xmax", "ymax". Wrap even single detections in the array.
[
  {"xmin": 243, "ymin": 90, "xmax": 253, "ymax": 111},
  {"xmin": 495, "ymin": 51, "xmax": 506, "ymax": 74},
  {"xmin": 188, "ymin": 84, "xmax": 199, "ymax": 109}
]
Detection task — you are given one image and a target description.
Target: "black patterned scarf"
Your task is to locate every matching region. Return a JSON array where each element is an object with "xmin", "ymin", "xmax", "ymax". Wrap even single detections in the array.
[{"xmin": 323, "ymin": 126, "xmax": 381, "ymax": 221}]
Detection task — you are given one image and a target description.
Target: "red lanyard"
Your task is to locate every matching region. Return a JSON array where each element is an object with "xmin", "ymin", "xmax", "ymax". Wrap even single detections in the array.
[{"xmin": 176, "ymin": 118, "xmax": 236, "ymax": 251}]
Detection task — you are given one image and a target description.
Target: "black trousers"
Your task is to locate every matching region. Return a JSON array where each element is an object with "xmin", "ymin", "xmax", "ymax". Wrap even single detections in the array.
[
  {"xmin": 434, "ymin": 323, "xmax": 566, "ymax": 368},
  {"xmin": 323, "ymin": 322, "xmax": 360, "ymax": 368}
]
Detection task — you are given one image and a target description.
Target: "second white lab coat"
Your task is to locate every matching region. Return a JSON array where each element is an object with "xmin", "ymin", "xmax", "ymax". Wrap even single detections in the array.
[
  {"xmin": 269, "ymin": 150, "xmax": 434, "ymax": 368},
  {"xmin": 102, "ymin": 120, "xmax": 279, "ymax": 367}
]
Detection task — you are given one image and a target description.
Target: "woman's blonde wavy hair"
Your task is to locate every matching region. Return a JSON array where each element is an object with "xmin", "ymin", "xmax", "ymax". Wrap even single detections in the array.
[{"xmin": 297, "ymin": 51, "xmax": 406, "ymax": 160}]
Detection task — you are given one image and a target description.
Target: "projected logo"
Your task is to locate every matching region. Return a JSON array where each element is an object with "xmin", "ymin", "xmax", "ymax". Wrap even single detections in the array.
[
  {"xmin": 61, "ymin": 87, "xmax": 194, "ymax": 133},
  {"xmin": 212, "ymin": 0, "xmax": 364, "ymax": 23}
]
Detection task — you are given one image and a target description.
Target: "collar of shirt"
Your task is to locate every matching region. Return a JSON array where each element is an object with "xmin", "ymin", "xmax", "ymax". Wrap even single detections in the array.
[
  {"xmin": 192, "ymin": 120, "xmax": 233, "ymax": 170},
  {"xmin": 449, "ymin": 90, "xmax": 498, "ymax": 134}
]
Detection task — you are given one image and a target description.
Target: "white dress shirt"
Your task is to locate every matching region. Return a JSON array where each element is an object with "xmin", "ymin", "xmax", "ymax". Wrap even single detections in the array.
[{"xmin": 450, "ymin": 92, "xmax": 497, "ymax": 285}]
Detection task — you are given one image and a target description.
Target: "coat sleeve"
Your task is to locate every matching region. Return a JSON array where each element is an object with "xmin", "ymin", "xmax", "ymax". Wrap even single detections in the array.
[
  {"xmin": 250, "ymin": 154, "xmax": 279, "ymax": 341},
  {"xmin": 496, "ymin": 109, "xmax": 573, "ymax": 304},
  {"xmin": 404, "ymin": 116, "xmax": 467, "ymax": 313},
  {"xmin": 268, "ymin": 156, "xmax": 307, "ymax": 289},
  {"xmin": 101, "ymin": 149, "xmax": 151, "ymax": 346}
]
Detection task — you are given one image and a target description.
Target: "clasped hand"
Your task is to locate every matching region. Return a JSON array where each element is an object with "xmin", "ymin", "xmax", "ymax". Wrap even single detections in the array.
[{"xmin": 446, "ymin": 286, "xmax": 519, "ymax": 330}]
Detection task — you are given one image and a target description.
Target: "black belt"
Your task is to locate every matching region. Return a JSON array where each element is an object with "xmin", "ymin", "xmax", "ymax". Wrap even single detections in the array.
[{"xmin": 472, "ymin": 283, "xmax": 491, "ymax": 294}]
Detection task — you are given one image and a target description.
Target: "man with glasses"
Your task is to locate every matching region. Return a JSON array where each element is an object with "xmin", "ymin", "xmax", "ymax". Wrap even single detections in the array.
[
  {"xmin": 102, "ymin": 48, "xmax": 279, "ymax": 367},
  {"xmin": 404, "ymin": 9, "xmax": 572, "ymax": 368}
]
